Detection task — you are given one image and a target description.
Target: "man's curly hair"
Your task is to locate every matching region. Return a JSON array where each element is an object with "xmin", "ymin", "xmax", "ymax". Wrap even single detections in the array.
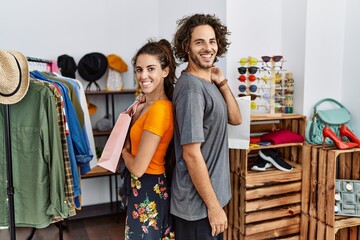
[{"xmin": 172, "ymin": 13, "xmax": 231, "ymax": 63}]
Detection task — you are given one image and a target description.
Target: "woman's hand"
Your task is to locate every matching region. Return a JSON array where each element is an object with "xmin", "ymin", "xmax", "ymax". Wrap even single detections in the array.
[{"xmin": 136, "ymin": 93, "xmax": 146, "ymax": 103}]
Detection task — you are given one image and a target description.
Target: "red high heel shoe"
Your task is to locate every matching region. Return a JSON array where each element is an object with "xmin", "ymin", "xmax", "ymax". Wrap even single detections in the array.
[
  {"xmin": 340, "ymin": 124, "xmax": 360, "ymax": 147},
  {"xmin": 322, "ymin": 126, "xmax": 358, "ymax": 149}
]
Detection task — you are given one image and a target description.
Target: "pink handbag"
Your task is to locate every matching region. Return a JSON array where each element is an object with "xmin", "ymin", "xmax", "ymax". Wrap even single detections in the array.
[{"xmin": 97, "ymin": 100, "xmax": 139, "ymax": 172}]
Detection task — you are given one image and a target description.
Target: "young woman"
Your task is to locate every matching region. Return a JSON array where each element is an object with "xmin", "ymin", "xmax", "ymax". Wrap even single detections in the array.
[{"xmin": 121, "ymin": 39, "xmax": 176, "ymax": 240}]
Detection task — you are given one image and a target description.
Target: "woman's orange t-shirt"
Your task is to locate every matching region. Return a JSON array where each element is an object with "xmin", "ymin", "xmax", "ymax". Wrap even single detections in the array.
[{"xmin": 129, "ymin": 100, "xmax": 174, "ymax": 174}]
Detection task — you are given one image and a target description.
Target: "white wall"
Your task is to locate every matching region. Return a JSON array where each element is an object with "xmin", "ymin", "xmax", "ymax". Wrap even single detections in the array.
[
  {"xmin": 1, "ymin": 0, "xmax": 359, "ymax": 205},
  {"xmin": 342, "ymin": 0, "xmax": 360, "ymax": 135},
  {"xmin": 302, "ymin": 0, "xmax": 359, "ymax": 135}
]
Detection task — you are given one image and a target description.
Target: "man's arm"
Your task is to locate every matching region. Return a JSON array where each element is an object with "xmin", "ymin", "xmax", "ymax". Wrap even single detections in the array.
[
  {"xmin": 182, "ymin": 142, "xmax": 228, "ymax": 236},
  {"xmin": 211, "ymin": 66, "xmax": 242, "ymax": 125}
]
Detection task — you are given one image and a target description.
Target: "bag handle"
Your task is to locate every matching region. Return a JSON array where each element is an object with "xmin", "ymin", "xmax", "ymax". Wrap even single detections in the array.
[
  {"xmin": 313, "ymin": 98, "xmax": 350, "ymax": 114},
  {"xmin": 125, "ymin": 100, "xmax": 140, "ymax": 117}
]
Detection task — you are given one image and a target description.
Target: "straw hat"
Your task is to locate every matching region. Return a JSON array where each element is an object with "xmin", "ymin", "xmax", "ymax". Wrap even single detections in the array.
[{"xmin": 0, "ymin": 50, "xmax": 30, "ymax": 105}]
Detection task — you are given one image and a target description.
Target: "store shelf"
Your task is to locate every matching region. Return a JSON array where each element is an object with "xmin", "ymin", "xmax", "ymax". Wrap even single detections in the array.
[
  {"xmin": 301, "ymin": 146, "xmax": 360, "ymax": 240},
  {"xmin": 69, "ymin": 202, "xmax": 124, "ymax": 220},
  {"xmin": 225, "ymin": 114, "xmax": 306, "ymax": 240}
]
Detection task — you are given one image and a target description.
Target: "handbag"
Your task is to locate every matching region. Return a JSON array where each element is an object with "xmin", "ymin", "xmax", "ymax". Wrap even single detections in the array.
[
  {"xmin": 98, "ymin": 100, "xmax": 139, "ymax": 172},
  {"xmin": 334, "ymin": 179, "xmax": 360, "ymax": 217},
  {"xmin": 305, "ymin": 98, "xmax": 351, "ymax": 145}
]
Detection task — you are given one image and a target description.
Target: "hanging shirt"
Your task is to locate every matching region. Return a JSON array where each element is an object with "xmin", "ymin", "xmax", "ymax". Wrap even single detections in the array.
[{"xmin": 0, "ymin": 82, "xmax": 68, "ymax": 228}]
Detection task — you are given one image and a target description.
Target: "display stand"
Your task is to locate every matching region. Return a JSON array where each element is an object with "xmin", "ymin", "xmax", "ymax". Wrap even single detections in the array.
[
  {"xmin": 238, "ymin": 56, "xmax": 286, "ymax": 118},
  {"xmin": 3, "ymin": 104, "xmax": 16, "ymax": 240}
]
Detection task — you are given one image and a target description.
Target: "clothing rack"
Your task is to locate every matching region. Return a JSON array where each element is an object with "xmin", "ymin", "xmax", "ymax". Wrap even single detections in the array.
[
  {"xmin": 27, "ymin": 56, "xmax": 54, "ymax": 73},
  {"xmin": 3, "ymin": 104, "xmax": 16, "ymax": 240},
  {"xmin": 26, "ymin": 56, "xmax": 52, "ymax": 64},
  {"xmin": 3, "ymin": 56, "xmax": 64, "ymax": 240}
]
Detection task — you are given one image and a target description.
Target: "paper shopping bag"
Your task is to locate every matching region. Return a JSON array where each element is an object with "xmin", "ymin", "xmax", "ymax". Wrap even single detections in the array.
[{"xmin": 98, "ymin": 101, "xmax": 139, "ymax": 172}]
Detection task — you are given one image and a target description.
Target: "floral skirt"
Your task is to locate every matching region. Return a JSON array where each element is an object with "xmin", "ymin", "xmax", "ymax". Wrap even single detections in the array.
[{"xmin": 125, "ymin": 173, "xmax": 175, "ymax": 240}]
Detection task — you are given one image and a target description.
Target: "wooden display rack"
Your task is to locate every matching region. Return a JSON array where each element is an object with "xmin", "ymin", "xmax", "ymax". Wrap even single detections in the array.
[
  {"xmin": 224, "ymin": 114, "xmax": 306, "ymax": 240},
  {"xmin": 301, "ymin": 145, "xmax": 360, "ymax": 240}
]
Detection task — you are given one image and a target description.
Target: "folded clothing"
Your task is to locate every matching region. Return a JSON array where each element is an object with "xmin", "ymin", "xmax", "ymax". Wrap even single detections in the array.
[{"xmin": 260, "ymin": 129, "xmax": 304, "ymax": 145}]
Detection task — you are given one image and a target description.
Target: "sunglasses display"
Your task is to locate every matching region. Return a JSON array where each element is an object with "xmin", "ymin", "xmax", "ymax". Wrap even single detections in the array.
[{"xmin": 237, "ymin": 55, "xmax": 291, "ymax": 114}]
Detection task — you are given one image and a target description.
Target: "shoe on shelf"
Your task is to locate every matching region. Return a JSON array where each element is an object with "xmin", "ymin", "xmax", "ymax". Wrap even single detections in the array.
[
  {"xmin": 259, "ymin": 149, "xmax": 293, "ymax": 172},
  {"xmin": 323, "ymin": 125, "xmax": 358, "ymax": 149},
  {"xmin": 251, "ymin": 156, "xmax": 272, "ymax": 171},
  {"xmin": 339, "ymin": 124, "xmax": 360, "ymax": 147}
]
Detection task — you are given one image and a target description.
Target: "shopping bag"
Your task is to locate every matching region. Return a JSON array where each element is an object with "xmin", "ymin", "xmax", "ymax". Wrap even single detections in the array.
[{"xmin": 98, "ymin": 100, "xmax": 139, "ymax": 172}]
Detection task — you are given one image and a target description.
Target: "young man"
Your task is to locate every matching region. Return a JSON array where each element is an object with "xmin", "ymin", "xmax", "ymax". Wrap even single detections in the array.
[{"xmin": 171, "ymin": 14, "xmax": 242, "ymax": 240}]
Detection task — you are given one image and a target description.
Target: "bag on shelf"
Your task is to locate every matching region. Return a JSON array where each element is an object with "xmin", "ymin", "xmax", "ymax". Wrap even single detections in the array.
[
  {"xmin": 98, "ymin": 100, "xmax": 139, "ymax": 172},
  {"xmin": 305, "ymin": 98, "xmax": 351, "ymax": 145}
]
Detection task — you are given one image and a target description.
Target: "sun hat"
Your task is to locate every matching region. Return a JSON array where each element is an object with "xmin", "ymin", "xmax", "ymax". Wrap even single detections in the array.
[
  {"xmin": 0, "ymin": 50, "xmax": 30, "ymax": 105},
  {"xmin": 107, "ymin": 54, "xmax": 128, "ymax": 73},
  {"xmin": 57, "ymin": 54, "xmax": 77, "ymax": 78},
  {"xmin": 78, "ymin": 52, "xmax": 108, "ymax": 82}
]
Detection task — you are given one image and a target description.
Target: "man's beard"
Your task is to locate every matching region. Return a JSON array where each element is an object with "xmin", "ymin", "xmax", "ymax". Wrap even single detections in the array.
[{"xmin": 188, "ymin": 51, "xmax": 215, "ymax": 69}]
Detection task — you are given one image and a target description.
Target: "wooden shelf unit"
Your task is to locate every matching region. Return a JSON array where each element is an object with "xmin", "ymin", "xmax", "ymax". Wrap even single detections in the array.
[
  {"xmin": 78, "ymin": 90, "xmax": 136, "ymax": 218},
  {"xmin": 301, "ymin": 145, "xmax": 360, "ymax": 240},
  {"xmin": 225, "ymin": 114, "xmax": 306, "ymax": 240}
]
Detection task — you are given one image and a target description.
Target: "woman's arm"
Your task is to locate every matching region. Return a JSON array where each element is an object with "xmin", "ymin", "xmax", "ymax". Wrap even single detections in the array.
[{"xmin": 122, "ymin": 130, "xmax": 161, "ymax": 178}]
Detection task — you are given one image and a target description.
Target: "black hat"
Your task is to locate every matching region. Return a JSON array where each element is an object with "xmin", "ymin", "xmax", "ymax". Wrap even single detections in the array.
[
  {"xmin": 57, "ymin": 54, "xmax": 77, "ymax": 79},
  {"xmin": 78, "ymin": 52, "xmax": 108, "ymax": 82}
]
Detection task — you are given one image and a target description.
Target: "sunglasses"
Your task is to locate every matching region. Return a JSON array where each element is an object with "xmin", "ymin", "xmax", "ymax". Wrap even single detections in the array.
[
  {"xmin": 258, "ymin": 84, "xmax": 287, "ymax": 92},
  {"xmin": 261, "ymin": 92, "xmax": 285, "ymax": 102},
  {"xmin": 238, "ymin": 74, "xmax": 258, "ymax": 82},
  {"xmin": 261, "ymin": 55, "xmax": 283, "ymax": 63},
  {"xmin": 238, "ymin": 93, "xmax": 261, "ymax": 101},
  {"xmin": 238, "ymin": 66, "xmax": 260, "ymax": 75},
  {"xmin": 238, "ymin": 84, "xmax": 257, "ymax": 93},
  {"xmin": 239, "ymin": 57, "xmax": 258, "ymax": 66},
  {"xmin": 250, "ymin": 101, "xmax": 269, "ymax": 111}
]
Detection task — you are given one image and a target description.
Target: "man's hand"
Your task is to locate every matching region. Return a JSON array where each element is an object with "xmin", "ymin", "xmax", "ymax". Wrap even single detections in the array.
[
  {"xmin": 211, "ymin": 66, "xmax": 226, "ymax": 85},
  {"xmin": 208, "ymin": 204, "xmax": 228, "ymax": 236}
]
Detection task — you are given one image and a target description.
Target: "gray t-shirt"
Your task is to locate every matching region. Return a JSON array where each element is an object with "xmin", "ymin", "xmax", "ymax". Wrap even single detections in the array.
[{"xmin": 170, "ymin": 72, "xmax": 231, "ymax": 221}]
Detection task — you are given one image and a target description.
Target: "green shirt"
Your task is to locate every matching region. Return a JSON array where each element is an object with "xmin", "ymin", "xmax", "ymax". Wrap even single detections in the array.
[{"xmin": 0, "ymin": 81, "xmax": 68, "ymax": 228}]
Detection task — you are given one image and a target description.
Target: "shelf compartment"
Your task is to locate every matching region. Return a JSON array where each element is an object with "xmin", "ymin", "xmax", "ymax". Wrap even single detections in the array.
[
  {"xmin": 301, "ymin": 145, "xmax": 360, "ymax": 240},
  {"xmin": 225, "ymin": 114, "xmax": 306, "ymax": 240}
]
